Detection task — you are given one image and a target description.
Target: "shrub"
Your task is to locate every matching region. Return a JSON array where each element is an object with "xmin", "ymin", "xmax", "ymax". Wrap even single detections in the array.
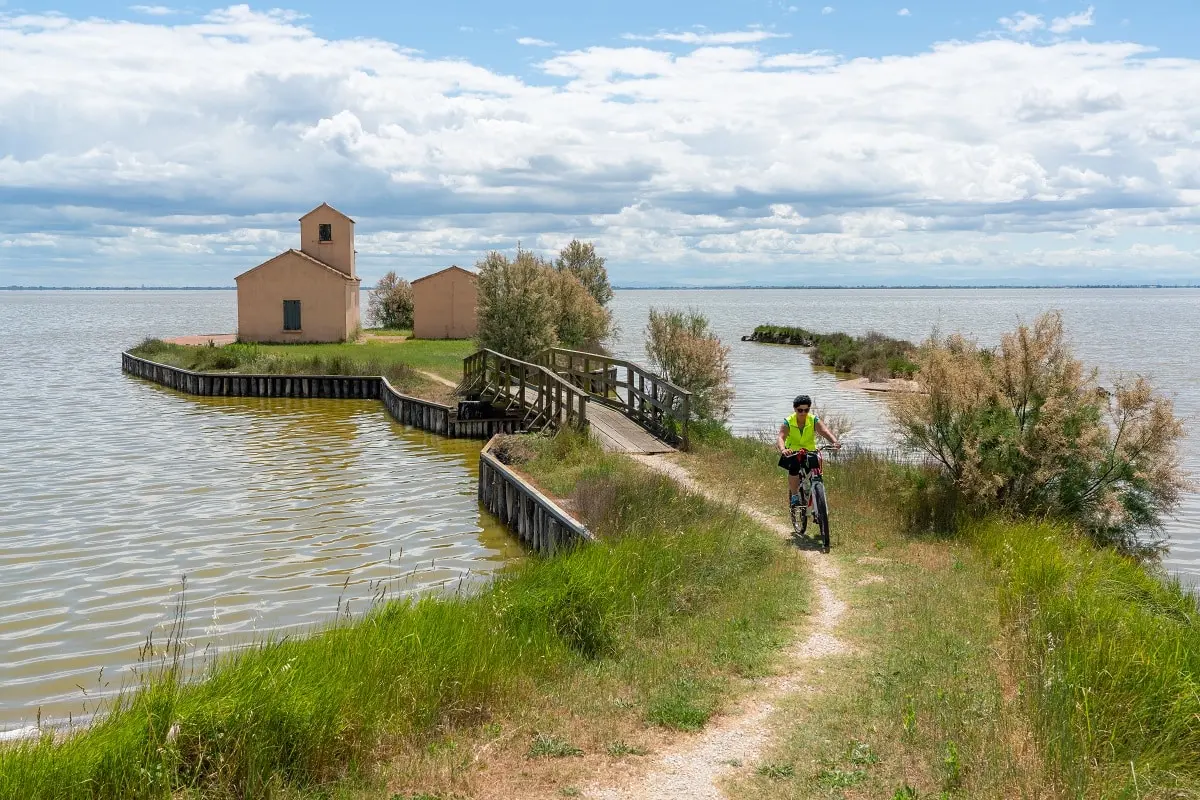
[
  {"xmin": 645, "ymin": 308, "xmax": 734, "ymax": 422},
  {"xmin": 366, "ymin": 271, "xmax": 414, "ymax": 330},
  {"xmin": 892, "ymin": 312, "xmax": 1187, "ymax": 553},
  {"xmin": 475, "ymin": 247, "xmax": 613, "ymax": 361},
  {"xmin": 474, "ymin": 248, "xmax": 558, "ymax": 362},
  {"xmin": 549, "ymin": 268, "xmax": 611, "ymax": 351},
  {"xmin": 554, "ymin": 239, "xmax": 613, "ymax": 307}
]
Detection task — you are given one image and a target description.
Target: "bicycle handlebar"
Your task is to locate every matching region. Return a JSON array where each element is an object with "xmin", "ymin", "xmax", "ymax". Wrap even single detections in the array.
[{"xmin": 780, "ymin": 444, "xmax": 841, "ymax": 456}]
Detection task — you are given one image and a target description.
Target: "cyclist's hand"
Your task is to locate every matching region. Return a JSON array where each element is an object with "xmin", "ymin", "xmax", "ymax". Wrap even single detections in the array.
[{"xmin": 832, "ymin": 442, "xmax": 843, "ymax": 451}]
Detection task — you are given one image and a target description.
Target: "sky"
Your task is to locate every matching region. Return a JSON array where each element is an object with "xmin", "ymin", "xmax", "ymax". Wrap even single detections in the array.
[{"xmin": 2, "ymin": 1, "xmax": 1200, "ymax": 287}]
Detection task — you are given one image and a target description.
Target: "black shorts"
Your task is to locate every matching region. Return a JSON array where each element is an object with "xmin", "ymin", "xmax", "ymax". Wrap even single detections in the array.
[{"xmin": 778, "ymin": 451, "xmax": 819, "ymax": 476}]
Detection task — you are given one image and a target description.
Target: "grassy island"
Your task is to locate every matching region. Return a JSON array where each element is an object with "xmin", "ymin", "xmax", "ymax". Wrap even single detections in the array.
[
  {"xmin": 747, "ymin": 324, "xmax": 918, "ymax": 381},
  {"xmin": 129, "ymin": 337, "xmax": 474, "ymax": 404}
]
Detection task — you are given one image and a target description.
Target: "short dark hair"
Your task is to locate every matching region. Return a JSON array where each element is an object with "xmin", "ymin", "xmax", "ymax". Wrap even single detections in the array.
[{"xmin": 793, "ymin": 394, "xmax": 812, "ymax": 408}]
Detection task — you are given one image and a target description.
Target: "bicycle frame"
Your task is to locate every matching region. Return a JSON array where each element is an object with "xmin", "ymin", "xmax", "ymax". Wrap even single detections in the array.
[{"xmin": 792, "ymin": 448, "xmax": 824, "ymax": 506}]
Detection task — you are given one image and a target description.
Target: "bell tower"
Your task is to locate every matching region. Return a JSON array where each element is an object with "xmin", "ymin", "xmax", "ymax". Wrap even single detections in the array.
[{"xmin": 298, "ymin": 203, "xmax": 355, "ymax": 278}]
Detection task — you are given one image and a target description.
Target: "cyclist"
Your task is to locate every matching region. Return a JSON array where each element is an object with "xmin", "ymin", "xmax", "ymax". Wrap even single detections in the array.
[{"xmin": 777, "ymin": 394, "xmax": 841, "ymax": 508}]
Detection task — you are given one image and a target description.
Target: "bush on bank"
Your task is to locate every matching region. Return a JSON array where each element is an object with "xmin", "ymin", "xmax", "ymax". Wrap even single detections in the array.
[
  {"xmin": 0, "ymin": 434, "xmax": 794, "ymax": 800},
  {"xmin": 894, "ymin": 312, "xmax": 1188, "ymax": 555}
]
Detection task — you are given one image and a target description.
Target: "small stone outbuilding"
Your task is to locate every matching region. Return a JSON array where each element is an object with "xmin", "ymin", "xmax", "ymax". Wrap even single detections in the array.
[
  {"xmin": 234, "ymin": 203, "xmax": 361, "ymax": 343},
  {"xmin": 412, "ymin": 265, "xmax": 478, "ymax": 340}
]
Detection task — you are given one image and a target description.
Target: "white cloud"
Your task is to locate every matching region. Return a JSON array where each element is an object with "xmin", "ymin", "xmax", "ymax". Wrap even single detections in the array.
[
  {"xmin": 822, "ymin": 6, "xmax": 835, "ymax": 14},
  {"xmin": 762, "ymin": 52, "xmax": 839, "ymax": 69},
  {"xmin": 1050, "ymin": 6, "xmax": 1096, "ymax": 34},
  {"xmin": 999, "ymin": 11, "xmax": 1045, "ymax": 34},
  {"xmin": 622, "ymin": 29, "xmax": 789, "ymax": 45},
  {"xmin": 1, "ymin": 8, "xmax": 1200, "ymax": 285},
  {"xmin": 516, "ymin": 36, "xmax": 556, "ymax": 47},
  {"xmin": 128, "ymin": 5, "xmax": 175, "ymax": 14},
  {"xmin": 898, "ymin": 8, "xmax": 911, "ymax": 16}
]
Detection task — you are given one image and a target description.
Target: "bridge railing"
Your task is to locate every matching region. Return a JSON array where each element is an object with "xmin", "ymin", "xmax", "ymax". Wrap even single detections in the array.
[
  {"xmin": 540, "ymin": 347, "xmax": 692, "ymax": 450},
  {"xmin": 462, "ymin": 349, "xmax": 589, "ymax": 431}
]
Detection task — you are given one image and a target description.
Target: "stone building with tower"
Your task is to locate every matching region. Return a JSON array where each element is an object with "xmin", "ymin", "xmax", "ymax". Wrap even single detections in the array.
[{"xmin": 234, "ymin": 203, "xmax": 361, "ymax": 343}]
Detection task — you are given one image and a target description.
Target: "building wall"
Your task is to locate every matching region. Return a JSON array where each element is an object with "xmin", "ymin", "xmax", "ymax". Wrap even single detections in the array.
[
  {"xmin": 344, "ymin": 279, "xmax": 361, "ymax": 337},
  {"xmin": 236, "ymin": 252, "xmax": 355, "ymax": 342},
  {"xmin": 413, "ymin": 269, "xmax": 478, "ymax": 339},
  {"xmin": 299, "ymin": 211, "xmax": 355, "ymax": 277}
]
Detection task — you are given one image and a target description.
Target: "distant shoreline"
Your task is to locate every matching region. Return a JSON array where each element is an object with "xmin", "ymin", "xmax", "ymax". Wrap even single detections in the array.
[{"xmin": 4, "ymin": 284, "xmax": 1199, "ymax": 291}]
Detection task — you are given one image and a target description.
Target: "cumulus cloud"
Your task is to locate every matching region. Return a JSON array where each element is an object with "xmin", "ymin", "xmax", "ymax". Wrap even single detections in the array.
[
  {"xmin": 622, "ymin": 29, "xmax": 789, "ymax": 45},
  {"xmin": 822, "ymin": 6, "xmax": 835, "ymax": 14},
  {"xmin": 129, "ymin": 5, "xmax": 176, "ymax": 14},
  {"xmin": 1, "ymin": 7, "xmax": 1199, "ymax": 286},
  {"xmin": 1050, "ymin": 6, "xmax": 1096, "ymax": 34},
  {"xmin": 999, "ymin": 11, "xmax": 1044, "ymax": 34},
  {"xmin": 898, "ymin": 8, "xmax": 911, "ymax": 16},
  {"xmin": 516, "ymin": 36, "xmax": 555, "ymax": 47}
]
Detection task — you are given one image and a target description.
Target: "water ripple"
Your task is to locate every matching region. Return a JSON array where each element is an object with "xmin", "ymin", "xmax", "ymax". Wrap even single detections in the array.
[{"xmin": 0, "ymin": 291, "xmax": 516, "ymax": 730}]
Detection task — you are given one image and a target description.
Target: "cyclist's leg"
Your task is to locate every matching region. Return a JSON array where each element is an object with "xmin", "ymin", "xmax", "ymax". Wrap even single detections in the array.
[{"xmin": 788, "ymin": 470, "xmax": 801, "ymax": 506}]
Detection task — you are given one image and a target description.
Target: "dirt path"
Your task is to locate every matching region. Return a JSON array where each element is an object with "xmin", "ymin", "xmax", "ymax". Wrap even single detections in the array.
[
  {"xmin": 416, "ymin": 369, "xmax": 458, "ymax": 389},
  {"xmin": 584, "ymin": 454, "xmax": 849, "ymax": 800}
]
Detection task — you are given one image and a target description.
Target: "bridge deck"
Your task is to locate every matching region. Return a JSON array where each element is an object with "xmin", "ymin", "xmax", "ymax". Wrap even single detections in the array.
[
  {"xmin": 587, "ymin": 402, "xmax": 675, "ymax": 454},
  {"xmin": 485, "ymin": 380, "xmax": 674, "ymax": 453}
]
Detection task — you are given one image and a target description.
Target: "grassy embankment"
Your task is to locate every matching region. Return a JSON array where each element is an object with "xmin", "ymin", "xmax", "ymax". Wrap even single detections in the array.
[
  {"xmin": 685, "ymin": 428, "xmax": 1200, "ymax": 799},
  {"xmin": 0, "ymin": 432, "xmax": 808, "ymax": 800},
  {"xmin": 129, "ymin": 338, "xmax": 474, "ymax": 404},
  {"xmin": 749, "ymin": 325, "xmax": 918, "ymax": 382}
]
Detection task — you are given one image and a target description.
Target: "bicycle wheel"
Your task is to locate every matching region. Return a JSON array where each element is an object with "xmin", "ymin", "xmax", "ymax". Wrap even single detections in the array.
[
  {"xmin": 790, "ymin": 492, "xmax": 808, "ymax": 536},
  {"xmin": 812, "ymin": 480, "xmax": 831, "ymax": 553}
]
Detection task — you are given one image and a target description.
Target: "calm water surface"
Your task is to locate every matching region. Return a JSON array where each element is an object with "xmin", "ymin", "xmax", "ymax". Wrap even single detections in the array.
[
  {"xmin": 608, "ymin": 288, "xmax": 1200, "ymax": 586},
  {"xmin": 0, "ymin": 291, "xmax": 516, "ymax": 731}
]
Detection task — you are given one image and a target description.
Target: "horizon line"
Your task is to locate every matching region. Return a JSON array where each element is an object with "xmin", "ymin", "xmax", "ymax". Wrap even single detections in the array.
[{"xmin": 3, "ymin": 283, "xmax": 1200, "ymax": 291}]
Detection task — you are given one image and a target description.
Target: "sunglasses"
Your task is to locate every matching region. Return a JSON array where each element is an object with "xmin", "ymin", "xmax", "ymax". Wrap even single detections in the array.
[{"xmin": 794, "ymin": 407, "xmax": 811, "ymax": 413}]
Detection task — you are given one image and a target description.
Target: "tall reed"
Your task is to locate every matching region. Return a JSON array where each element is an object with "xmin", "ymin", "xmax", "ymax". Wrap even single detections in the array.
[{"xmin": 975, "ymin": 520, "xmax": 1200, "ymax": 796}]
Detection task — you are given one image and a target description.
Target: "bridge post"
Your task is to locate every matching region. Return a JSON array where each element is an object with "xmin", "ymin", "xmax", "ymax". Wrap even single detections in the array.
[{"xmin": 681, "ymin": 391, "xmax": 692, "ymax": 451}]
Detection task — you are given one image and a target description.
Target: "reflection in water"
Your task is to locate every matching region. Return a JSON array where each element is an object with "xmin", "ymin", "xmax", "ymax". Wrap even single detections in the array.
[{"xmin": 0, "ymin": 292, "xmax": 516, "ymax": 730}]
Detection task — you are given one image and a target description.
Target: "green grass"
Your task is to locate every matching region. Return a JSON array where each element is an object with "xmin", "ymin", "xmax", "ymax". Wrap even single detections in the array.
[
  {"xmin": 254, "ymin": 340, "xmax": 472, "ymax": 382},
  {"xmin": 750, "ymin": 324, "xmax": 918, "ymax": 380},
  {"xmin": 0, "ymin": 433, "xmax": 806, "ymax": 800},
  {"xmin": 526, "ymin": 734, "xmax": 583, "ymax": 759},
  {"xmin": 129, "ymin": 338, "xmax": 470, "ymax": 401},
  {"xmin": 364, "ymin": 328, "xmax": 413, "ymax": 338},
  {"xmin": 707, "ymin": 445, "xmax": 1038, "ymax": 798},
  {"xmin": 687, "ymin": 427, "xmax": 1200, "ymax": 798},
  {"xmin": 975, "ymin": 519, "xmax": 1200, "ymax": 797}
]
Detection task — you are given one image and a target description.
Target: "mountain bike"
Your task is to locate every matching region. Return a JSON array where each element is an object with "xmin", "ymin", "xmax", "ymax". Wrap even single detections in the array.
[{"xmin": 784, "ymin": 444, "xmax": 837, "ymax": 553}]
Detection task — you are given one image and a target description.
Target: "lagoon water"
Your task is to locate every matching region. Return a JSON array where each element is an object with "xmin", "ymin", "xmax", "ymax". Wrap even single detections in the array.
[
  {"xmin": 1, "ymin": 287, "xmax": 1198, "ymax": 730},
  {"xmin": 0, "ymin": 291, "xmax": 517, "ymax": 731}
]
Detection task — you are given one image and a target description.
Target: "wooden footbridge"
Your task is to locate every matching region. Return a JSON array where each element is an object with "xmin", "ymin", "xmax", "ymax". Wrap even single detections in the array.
[{"xmin": 458, "ymin": 347, "xmax": 692, "ymax": 454}]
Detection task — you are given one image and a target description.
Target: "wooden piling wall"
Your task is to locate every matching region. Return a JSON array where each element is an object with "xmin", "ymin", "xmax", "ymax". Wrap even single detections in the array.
[
  {"xmin": 122, "ymin": 352, "xmax": 519, "ymax": 439},
  {"xmin": 478, "ymin": 436, "xmax": 593, "ymax": 554}
]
